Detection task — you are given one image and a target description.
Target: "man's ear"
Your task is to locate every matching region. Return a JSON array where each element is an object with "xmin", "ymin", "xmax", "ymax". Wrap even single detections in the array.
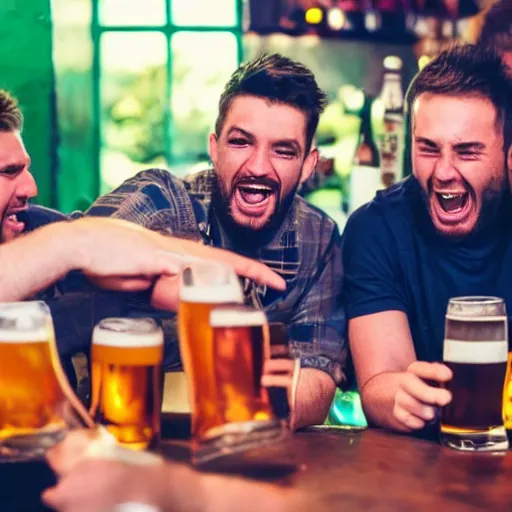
[
  {"xmin": 300, "ymin": 148, "xmax": 318, "ymax": 185},
  {"xmin": 209, "ymin": 133, "xmax": 219, "ymax": 168}
]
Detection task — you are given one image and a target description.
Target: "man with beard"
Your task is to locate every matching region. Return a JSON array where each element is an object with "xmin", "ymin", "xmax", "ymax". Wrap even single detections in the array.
[
  {"xmin": 0, "ymin": 89, "xmax": 285, "ymax": 385},
  {"xmin": 342, "ymin": 44, "xmax": 512, "ymax": 432},
  {"xmin": 87, "ymin": 53, "xmax": 345, "ymax": 430}
]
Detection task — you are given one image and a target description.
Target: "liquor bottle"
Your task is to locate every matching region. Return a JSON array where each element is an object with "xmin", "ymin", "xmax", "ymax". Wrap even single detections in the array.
[
  {"xmin": 349, "ymin": 94, "xmax": 381, "ymax": 214},
  {"xmin": 378, "ymin": 55, "xmax": 405, "ymax": 188}
]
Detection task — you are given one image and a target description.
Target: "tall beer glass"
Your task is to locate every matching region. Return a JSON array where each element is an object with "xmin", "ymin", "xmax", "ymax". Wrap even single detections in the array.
[
  {"xmin": 0, "ymin": 302, "xmax": 84, "ymax": 461},
  {"xmin": 177, "ymin": 263, "xmax": 243, "ymax": 458},
  {"xmin": 90, "ymin": 318, "xmax": 164, "ymax": 451},
  {"xmin": 440, "ymin": 296, "xmax": 509, "ymax": 452}
]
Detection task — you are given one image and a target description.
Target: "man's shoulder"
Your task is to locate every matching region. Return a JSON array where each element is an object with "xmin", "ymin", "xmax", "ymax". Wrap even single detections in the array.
[
  {"xmin": 295, "ymin": 196, "xmax": 341, "ymax": 240},
  {"xmin": 24, "ymin": 204, "xmax": 69, "ymax": 232}
]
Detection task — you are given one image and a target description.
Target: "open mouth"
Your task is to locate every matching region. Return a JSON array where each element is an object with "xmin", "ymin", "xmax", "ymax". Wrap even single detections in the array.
[
  {"xmin": 436, "ymin": 192, "xmax": 469, "ymax": 214},
  {"xmin": 432, "ymin": 190, "xmax": 473, "ymax": 227},
  {"xmin": 232, "ymin": 180, "xmax": 278, "ymax": 218},
  {"xmin": 237, "ymin": 184, "xmax": 274, "ymax": 205},
  {"xmin": 2, "ymin": 210, "xmax": 26, "ymax": 238}
]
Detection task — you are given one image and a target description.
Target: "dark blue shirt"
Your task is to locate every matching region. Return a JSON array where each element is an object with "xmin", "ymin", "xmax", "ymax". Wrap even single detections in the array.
[{"xmin": 342, "ymin": 176, "xmax": 512, "ymax": 363}]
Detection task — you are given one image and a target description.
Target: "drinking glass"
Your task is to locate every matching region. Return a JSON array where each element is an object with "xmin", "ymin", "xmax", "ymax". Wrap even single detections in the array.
[
  {"xmin": 0, "ymin": 301, "xmax": 92, "ymax": 461},
  {"xmin": 90, "ymin": 317, "xmax": 164, "ymax": 451},
  {"xmin": 440, "ymin": 296, "xmax": 509, "ymax": 452}
]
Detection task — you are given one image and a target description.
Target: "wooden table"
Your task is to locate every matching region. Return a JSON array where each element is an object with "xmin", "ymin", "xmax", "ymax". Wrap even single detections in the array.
[
  {"xmin": 2, "ymin": 424, "xmax": 510, "ymax": 511},
  {"xmin": 160, "ymin": 424, "xmax": 512, "ymax": 512}
]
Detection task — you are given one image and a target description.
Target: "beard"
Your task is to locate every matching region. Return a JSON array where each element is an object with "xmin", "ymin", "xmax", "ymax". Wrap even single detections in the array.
[{"xmin": 211, "ymin": 174, "xmax": 299, "ymax": 252}]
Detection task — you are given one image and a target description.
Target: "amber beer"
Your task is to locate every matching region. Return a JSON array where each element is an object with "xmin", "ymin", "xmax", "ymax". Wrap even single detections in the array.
[
  {"xmin": 0, "ymin": 325, "xmax": 65, "ymax": 440},
  {"xmin": 90, "ymin": 318, "xmax": 163, "ymax": 450},
  {"xmin": 441, "ymin": 297, "xmax": 509, "ymax": 451},
  {"xmin": 210, "ymin": 305, "xmax": 274, "ymax": 426},
  {"xmin": 177, "ymin": 265, "xmax": 243, "ymax": 443}
]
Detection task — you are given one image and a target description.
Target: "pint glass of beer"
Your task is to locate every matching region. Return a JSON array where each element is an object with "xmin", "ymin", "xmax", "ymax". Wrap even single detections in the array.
[
  {"xmin": 177, "ymin": 263, "xmax": 243, "ymax": 458},
  {"xmin": 0, "ymin": 301, "xmax": 68, "ymax": 461},
  {"xmin": 90, "ymin": 318, "xmax": 164, "ymax": 450},
  {"xmin": 440, "ymin": 296, "xmax": 509, "ymax": 451}
]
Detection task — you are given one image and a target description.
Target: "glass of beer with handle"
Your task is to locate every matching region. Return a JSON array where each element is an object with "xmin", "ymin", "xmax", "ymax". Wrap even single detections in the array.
[
  {"xmin": 440, "ymin": 296, "xmax": 509, "ymax": 452},
  {"xmin": 0, "ymin": 301, "xmax": 93, "ymax": 462},
  {"xmin": 90, "ymin": 317, "xmax": 164, "ymax": 451}
]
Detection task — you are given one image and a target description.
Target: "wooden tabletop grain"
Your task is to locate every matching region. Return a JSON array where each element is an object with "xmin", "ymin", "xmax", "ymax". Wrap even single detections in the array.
[{"xmin": 160, "ymin": 423, "xmax": 512, "ymax": 512}]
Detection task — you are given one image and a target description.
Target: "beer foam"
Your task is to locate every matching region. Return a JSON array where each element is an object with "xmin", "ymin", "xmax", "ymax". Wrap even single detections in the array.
[
  {"xmin": 443, "ymin": 339, "xmax": 508, "ymax": 364},
  {"xmin": 210, "ymin": 307, "xmax": 266, "ymax": 327},
  {"xmin": 179, "ymin": 283, "xmax": 243, "ymax": 304},
  {"xmin": 446, "ymin": 315, "xmax": 507, "ymax": 323},
  {"xmin": 0, "ymin": 328, "xmax": 49, "ymax": 343},
  {"xmin": 0, "ymin": 301, "xmax": 51, "ymax": 342},
  {"xmin": 93, "ymin": 318, "xmax": 163, "ymax": 348}
]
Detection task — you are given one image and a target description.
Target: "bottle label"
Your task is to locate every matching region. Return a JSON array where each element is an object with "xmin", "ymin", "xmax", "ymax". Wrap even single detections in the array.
[
  {"xmin": 349, "ymin": 165, "xmax": 381, "ymax": 214},
  {"xmin": 379, "ymin": 117, "xmax": 404, "ymax": 185}
]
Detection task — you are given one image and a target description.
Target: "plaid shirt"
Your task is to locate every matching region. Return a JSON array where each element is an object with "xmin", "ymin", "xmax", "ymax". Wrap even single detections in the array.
[{"xmin": 87, "ymin": 169, "xmax": 346, "ymax": 384}]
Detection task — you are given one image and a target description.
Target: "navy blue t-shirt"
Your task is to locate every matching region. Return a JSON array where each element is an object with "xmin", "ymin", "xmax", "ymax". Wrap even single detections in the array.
[{"xmin": 342, "ymin": 176, "xmax": 512, "ymax": 363}]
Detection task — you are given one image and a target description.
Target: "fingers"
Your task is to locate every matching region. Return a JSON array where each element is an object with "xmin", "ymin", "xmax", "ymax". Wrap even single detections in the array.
[
  {"xmin": 392, "ymin": 405, "xmax": 426, "ymax": 431},
  {"xmin": 263, "ymin": 359, "xmax": 295, "ymax": 374},
  {"xmin": 400, "ymin": 370, "xmax": 452, "ymax": 407},
  {"xmin": 392, "ymin": 363, "xmax": 453, "ymax": 432},
  {"xmin": 393, "ymin": 387, "xmax": 437, "ymax": 431},
  {"xmin": 261, "ymin": 375, "xmax": 293, "ymax": 388},
  {"xmin": 407, "ymin": 361, "xmax": 453, "ymax": 383},
  {"xmin": 230, "ymin": 257, "xmax": 286, "ymax": 291}
]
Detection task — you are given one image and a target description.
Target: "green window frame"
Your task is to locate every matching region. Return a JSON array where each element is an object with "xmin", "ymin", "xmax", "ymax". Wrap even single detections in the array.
[{"xmin": 90, "ymin": 0, "xmax": 244, "ymax": 198}]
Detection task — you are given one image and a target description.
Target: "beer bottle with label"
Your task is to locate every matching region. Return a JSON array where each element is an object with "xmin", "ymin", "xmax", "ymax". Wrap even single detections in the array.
[
  {"xmin": 378, "ymin": 55, "xmax": 404, "ymax": 188},
  {"xmin": 349, "ymin": 94, "xmax": 381, "ymax": 213}
]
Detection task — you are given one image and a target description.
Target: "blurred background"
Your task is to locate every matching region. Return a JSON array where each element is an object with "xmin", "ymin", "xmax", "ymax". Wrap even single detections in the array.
[{"xmin": 0, "ymin": 0, "xmax": 494, "ymax": 221}]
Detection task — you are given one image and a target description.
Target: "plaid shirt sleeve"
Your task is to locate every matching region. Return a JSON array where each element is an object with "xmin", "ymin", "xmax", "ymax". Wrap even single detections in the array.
[
  {"xmin": 86, "ymin": 169, "xmax": 195, "ymax": 234},
  {"xmin": 287, "ymin": 219, "xmax": 347, "ymax": 386}
]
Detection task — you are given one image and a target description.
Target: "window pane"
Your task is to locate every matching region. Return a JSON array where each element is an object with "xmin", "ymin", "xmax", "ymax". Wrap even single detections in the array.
[
  {"xmin": 170, "ymin": 32, "xmax": 238, "ymax": 163},
  {"xmin": 99, "ymin": 0, "xmax": 166, "ymax": 27},
  {"xmin": 100, "ymin": 32, "xmax": 167, "ymax": 193},
  {"xmin": 52, "ymin": 0, "xmax": 95, "ymax": 212},
  {"xmin": 171, "ymin": 0, "xmax": 237, "ymax": 27}
]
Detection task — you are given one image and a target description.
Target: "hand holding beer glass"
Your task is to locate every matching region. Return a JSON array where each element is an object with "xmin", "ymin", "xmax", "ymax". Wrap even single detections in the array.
[
  {"xmin": 90, "ymin": 318, "xmax": 164, "ymax": 451},
  {"xmin": 178, "ymin": 263, "xmax": 295, "ymax": 464},
  {"xmin": 440, "ymin": 296, "xmax": 509, "ymax": 452},
  {"xmin": 0, "ymin": 302, "xmax": 92, "ymax": 462}
]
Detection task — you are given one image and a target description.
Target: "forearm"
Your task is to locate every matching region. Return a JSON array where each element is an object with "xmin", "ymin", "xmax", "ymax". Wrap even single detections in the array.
[
  {"xmin": 0, "ymin": 222, "xmax": 81, "ymax": 301},
  {"xmin": 360, "ymin": 372, "xmax": 410, "ymax": 432},
  {"xmin": 290, "ymin": 368, "xmax": 335, "ymax": 430}
]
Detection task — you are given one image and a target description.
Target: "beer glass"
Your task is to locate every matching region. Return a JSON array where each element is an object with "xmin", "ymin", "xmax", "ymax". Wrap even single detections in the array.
[
  {"xmin": 440, "ymin": 296, "xmax": 509, "ymax": 451},
  {"xmin": 0, "ymin": 301, "xmax": 92, "ymax": 461},
  {"xmin": 90, "ymin": 318, "xmax": 164, "ymax": 451},
  {"xmin": 192, "ymin": 305, "xmax": 290, "ymax": 464},
  {"xmin": 177, "ymin": 262, "xmax": 243, "ymax": 442}
]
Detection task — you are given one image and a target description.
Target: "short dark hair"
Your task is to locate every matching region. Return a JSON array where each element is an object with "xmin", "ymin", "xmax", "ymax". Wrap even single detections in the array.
[
  {"xmin": 0, "ymin": 90, "xmax": 22, "ymax": 132},
  {"xmin": 406, "ymin": 44, "xmax": 512, "ymax": 151},
  {"xmin": 479, "ymin": 0, "xmax": 512, "ymax": 54},
  {"xmin": 215, "ymin": 53, "xmax": 327, "ymax": 154}
]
